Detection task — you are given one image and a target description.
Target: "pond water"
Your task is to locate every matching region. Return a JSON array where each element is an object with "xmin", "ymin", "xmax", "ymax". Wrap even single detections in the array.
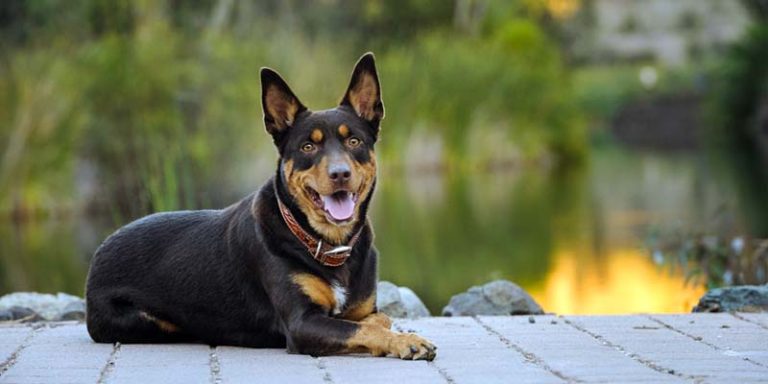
[{"xmin": 0, "ymin": 146, "xmax": 754, "ymax": 314}]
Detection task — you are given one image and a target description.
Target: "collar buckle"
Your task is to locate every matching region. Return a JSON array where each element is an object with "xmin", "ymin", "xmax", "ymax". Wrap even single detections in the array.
[
  {"xmin": 319, "ymin": 245, "xmax": 353, "ymax": 266},
  {"xmin": 313, "ymin": 242, "xmax": 352, "ymax": 259},
  {"xmin": 324, "ymin": 245, "xmax": 352, "ymax": 257}
]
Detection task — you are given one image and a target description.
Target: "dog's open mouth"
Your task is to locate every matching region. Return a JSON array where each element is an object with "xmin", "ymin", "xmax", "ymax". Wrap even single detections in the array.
[{"xmin": 307, "ymin": 188, "xmax": 357, "ymax": 223}]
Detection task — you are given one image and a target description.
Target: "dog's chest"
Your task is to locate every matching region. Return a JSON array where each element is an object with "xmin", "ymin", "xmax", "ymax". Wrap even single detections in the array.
[{"xmin": 330, "ymin": 281, "xmax": 347, "ymax": 315}]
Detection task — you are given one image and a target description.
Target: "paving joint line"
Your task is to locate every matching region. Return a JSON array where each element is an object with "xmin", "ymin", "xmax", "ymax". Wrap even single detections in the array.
[
  {"xmin": 729, "ymin": 312, "xmax": 768, "ymax": 331},
  {"xmin": 0, "ymin": 325, "xmax": 40, "ymax": 378},
  {"xmin": 560, "ymin": 316, "xmax": 702, "ymax": 382},
  {"xmin": 647, "ymin": 315, "xmax": 767, "ymax": 369},
  {"xmin": 97, "ymin": 341, "xmax": 121, "ymax": 384},
  {"xmin": 315, "ymin": 356, "xmax": 334, "ymax": 384},
  {"xmin": 393, "ymin": 322, "xmax": 455, "ymax": 384},
  {"xmin": 473, "ymin": 316, "xmax": 580, "ymax": 383},
  {"xmin": 209, "ymin": 346, "xmax": 222, "ymax": 384}
]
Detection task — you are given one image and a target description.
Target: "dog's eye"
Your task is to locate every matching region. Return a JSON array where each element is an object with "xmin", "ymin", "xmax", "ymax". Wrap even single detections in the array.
[
  {"xmin": 346, "ymin": 137, "xmax": 362, "ymax": 148},
  {"xmin": 301, "ymin": 143, "xmax": 316, "ymax": 153}
]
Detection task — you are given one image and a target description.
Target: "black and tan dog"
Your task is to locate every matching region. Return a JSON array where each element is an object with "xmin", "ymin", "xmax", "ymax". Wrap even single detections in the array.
[{"xmin": 85, "ymin": 53, "xmax": 436, "ymax": 360}]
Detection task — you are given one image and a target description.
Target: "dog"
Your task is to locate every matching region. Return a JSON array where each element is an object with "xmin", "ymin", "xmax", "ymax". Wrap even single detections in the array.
[{"xmin": 85, "ymin": 53, "xmax": 436, "ymax": 361}]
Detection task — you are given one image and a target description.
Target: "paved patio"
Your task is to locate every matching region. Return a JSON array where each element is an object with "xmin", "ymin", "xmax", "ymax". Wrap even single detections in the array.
[{"xmin": 0, "ymin": 313, "xmax": 767, "ymax": 383}]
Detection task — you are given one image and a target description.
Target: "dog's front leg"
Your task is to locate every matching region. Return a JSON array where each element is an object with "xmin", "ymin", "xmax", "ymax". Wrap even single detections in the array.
[
  {"xmin": 358, "ymin": 312, "xmax": 392, "ymax": 329},
  {"xmin": 285, "ymin": 312, "xmax": 436, "ymax": 360},
  {"xmin": 266, "ymin": 270, "xmax": 436, "ymax": 359}
]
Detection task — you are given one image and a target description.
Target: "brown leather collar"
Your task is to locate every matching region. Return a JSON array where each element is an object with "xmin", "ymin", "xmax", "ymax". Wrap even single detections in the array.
[{"xmin": 274, "ymin": 185, "xmax": 364, "ymax": 267}]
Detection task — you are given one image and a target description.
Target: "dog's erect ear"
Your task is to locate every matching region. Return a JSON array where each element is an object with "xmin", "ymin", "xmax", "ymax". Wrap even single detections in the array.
[
  {"xmin": 340, "ymin": 52, "xmax": 384, "ymax": 127},
  {"xmin": 261, "ymin": 68, "xmax": 307, "ymax": 137}
]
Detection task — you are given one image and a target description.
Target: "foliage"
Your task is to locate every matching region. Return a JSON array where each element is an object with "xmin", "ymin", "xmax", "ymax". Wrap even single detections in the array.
[
  {"xmin": 0, "ymin": 47, "xmax": 84, "ymax": 215},
  {"xmin": 705, "ymin": 23, "xmax": 768, "ymax": 236},
  {"xmin": 0, "ymin": 1, "xmax": 586, "ymax": 219},
  {"xmin": 650, "ymin": 232, "xmax": 768, "ymax": 289},
  {"xmin": 707, "ymin": 24, "xmax": 768, "ymax": 136},
  {"xmin": 380, "ymin": 14, "xmax": 585, "ymax": 168}
]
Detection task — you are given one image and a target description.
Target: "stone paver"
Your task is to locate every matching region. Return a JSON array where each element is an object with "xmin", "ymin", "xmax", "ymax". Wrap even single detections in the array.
[
  {"xmin": 109, "ymin": 344, "xmax": 211, "ymax": 384},
  {"xmin": 0, "ymin": 326, "xmax": 33, "ymax": 370},
  {"xmin": 0, "ymin": 325, "xmax": 113, "ymax": 384},
  {"xmin": 736, "ymin": 313, "xmax": 768, "ymax": 330},
  {"xmin": 649, "ymin": 313, "xmax": 768, "ymax": 366},
  {"xmin": 479, "ymin": 315, "xmax": 686, "ymax": 383},
  {"xmin": 0, "ymin": 314, "xmax": 766, "ymax": 384},
  {"xmin": 395, "ymin": 317, "xmax": 563, "ymax": 384},
  {"xmin": 564, "ymin": 314, "xmax": 768, "ymax": 383},
  {"xmin": 322, "ymin": 354, "xmax": 445, "ymax": 384},
  {"xmin": 217, "ymin": 347, "xmax": 325, "ymax": 384}
]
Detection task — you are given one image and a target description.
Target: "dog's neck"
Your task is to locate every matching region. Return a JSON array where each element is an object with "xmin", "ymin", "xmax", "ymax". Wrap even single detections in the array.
[{"xmin": 273, "ymin": 182, "xmax": 365, "ymax": 267}]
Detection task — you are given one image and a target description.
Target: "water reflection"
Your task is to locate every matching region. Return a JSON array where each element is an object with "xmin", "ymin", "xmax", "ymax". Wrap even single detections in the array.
[
  {"xmin": 372, "ymin": 148, "xmax": 745, "ymax": 314},
  {"xmin": 0, "ymin": 148, "xmax": 758, "ymax": 314},
  {"xmin": 531, "ymin": 249, "xmax": 705, "ymax": 314}
]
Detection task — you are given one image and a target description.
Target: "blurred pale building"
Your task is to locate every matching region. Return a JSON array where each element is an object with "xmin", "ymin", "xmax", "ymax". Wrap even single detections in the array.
[{"xmin": 570, "ymin": 0, "xmax": 751, "ymax": 65}]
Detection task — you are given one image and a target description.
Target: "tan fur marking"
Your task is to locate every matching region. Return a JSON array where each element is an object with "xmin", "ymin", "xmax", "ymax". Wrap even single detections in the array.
[
  {"xmin": 349, "ymin": 151, "xmax": 377, "ymax": 216},
  {"xmin": 359, "ymin": 312, "xmax": 392, "ymax": 329},
  {"xmin": 348, "ymin": 73, "xmax": 378, "ymax": 120},
  {"xmin": 283, "ymin": 159, "xmax": 294, "ymax": 179},
  {"xmin": 345, "ymin": 323, "xmax": 392, "ymax": 356},
  {"xmin": 344, "ymin": 323, "xmax": 436, "ymax": 360},
  {"xmin": 338, "ymin": 124, "xmax": 350, "ymax": 138},
  {"xmin": 311, "ymin": 129, "xmax": 324, "ymax": 143},
  {"xmin": 139, "ymin": 311, "xmax": 180, "ymax": 333},
  {"xmin": 291, "ymin": 273, "xmax": 335, "ymax": 311},
  {"xmin": 342, "ymin": 295, "xmax": 375, "ymax": 321},
  {"xmin": 265, "ymin": 85, "xmax": 299, "ymax": 130}
]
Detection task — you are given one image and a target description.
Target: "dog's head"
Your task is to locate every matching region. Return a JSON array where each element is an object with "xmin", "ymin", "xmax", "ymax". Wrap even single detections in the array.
[{"xmin": 261, "ymin": 53, "xmax": 383, "ymax": 244}]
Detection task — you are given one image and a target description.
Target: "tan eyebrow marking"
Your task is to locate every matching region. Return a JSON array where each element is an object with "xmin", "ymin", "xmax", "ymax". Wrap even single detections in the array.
[
  {"xmin": 311, "ymin": 129, "xmax": 324, "ymax": 143},
  {"xmin": 338, "ymin": 124, "xmax": 350, "ymax": 138}
]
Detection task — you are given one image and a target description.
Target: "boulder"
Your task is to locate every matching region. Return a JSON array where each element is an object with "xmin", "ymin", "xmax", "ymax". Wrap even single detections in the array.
[
  {"xmin": 693, "ymin": 285, "xmax": 768, "ymax": 313},
  {"xmin": 0, "ymin": 309, "xmax": 14, "ymax": 321},
  {"xmin": 376, "ymin": 281, "xmax": 430, "ymax": 319},
  {"xmin": 58, "ymin": 300, "xmax": 87, "ymax": 321},
  {"xmin": 8, "ymin": 306, "xmax": 43, "ymax": 323},
  {"xmin": 0, "ymin": 292, "xmax": 84, "ymax": 321},
  {"xmin": 442, "ymin": 280, "xmax": 544, "ymax": 316}
]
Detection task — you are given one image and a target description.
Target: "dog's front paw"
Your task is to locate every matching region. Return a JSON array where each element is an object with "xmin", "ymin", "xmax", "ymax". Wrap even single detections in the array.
[
  {"xmin": 360, "ymin": 312, "xmax": 392, "ymax": 329},
  {"xmin": 388, "ymin": 333, "xmax": 437, "ymax": 361}
]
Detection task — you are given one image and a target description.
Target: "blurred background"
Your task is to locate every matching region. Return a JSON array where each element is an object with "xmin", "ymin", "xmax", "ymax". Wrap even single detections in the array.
[{"xmin": 1, "ymin": 0, "xmax": 767, "ymax": 315}]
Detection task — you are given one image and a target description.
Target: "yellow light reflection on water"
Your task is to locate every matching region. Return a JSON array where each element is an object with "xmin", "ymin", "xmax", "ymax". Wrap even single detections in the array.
[{"xmin": 529, "ymin": 248, "xmax": 706, "ymax": 315}]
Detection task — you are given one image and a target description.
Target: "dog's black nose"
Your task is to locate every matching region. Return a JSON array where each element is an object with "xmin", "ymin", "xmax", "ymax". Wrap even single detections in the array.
[{"xmin": 328, "ymin": 162, "xmax": 352, "ymax": 183}]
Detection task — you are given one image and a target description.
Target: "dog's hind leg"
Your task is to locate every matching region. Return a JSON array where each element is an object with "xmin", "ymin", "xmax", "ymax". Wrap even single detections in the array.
[{"xmin": 86, "ymin": 292, "xmax": 192, "ymax": 344}]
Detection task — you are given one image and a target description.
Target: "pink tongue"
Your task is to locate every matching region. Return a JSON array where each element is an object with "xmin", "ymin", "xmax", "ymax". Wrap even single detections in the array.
[{"xmin": 321, "ymin": 193, "xmax": 355, "ymax": 221}]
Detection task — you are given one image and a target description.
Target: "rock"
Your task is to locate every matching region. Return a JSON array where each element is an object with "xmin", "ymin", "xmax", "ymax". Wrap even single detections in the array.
[
  {"xmin": 376, "ymin": 281, "xmax": 430, "ymax": 319},
  {"xmin": 0, "ymin": 309, "xmax": 13, "ymax": 321},
  {"xmin": 8, "ymin": 306, "xmax": 44, "ymax": 322},
  {"xmin": 57, "ymin": 300, "xmax": 87, "ymax": 321},
  {"xmin": 0, "ymin": 292, "xmax": 85, "ymax": 321},
  {"xmin": 377, "ymin": 282, "xmax": 405, "ymax": 317},
  {"xmin": 693, "ymin": 285, "xmax": 768, "ymax": 313},
  {"xmin": 397, "ymin": 287, "xmax": 431, "ymax": 318},
  {"xmin": 442, "ymin": 280, "xmax": 544, "ymax": 316}
]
